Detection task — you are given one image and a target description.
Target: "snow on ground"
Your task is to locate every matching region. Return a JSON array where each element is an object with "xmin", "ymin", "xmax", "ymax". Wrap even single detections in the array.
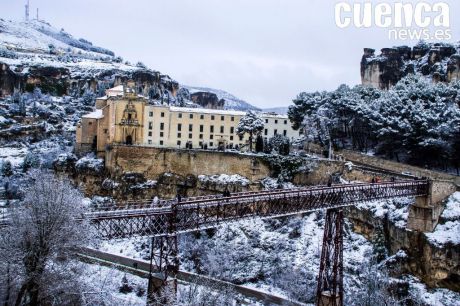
[
  {"xmin": 75, "ymin": 154, "xmax": 105, "ymax": 173},
  {"xmin": 355, "ymin": 197, "xmax": 413, "ymax": 228},
  {"xmin": 426, "ymin": 192, "xmax": 460, "ymax": 247},
  {"xmin": 98, "ymin": 237, "xmax": 150, "ymax": 260},
  {"xmin": 80, "ymin": 262, "xmax": 148, "ymax": 306},
  {"xmin": 440, "ymin": 192, "xmax": 460, "ymax": 221},
  {"xmin": 0, "ymin": 19, "xmax": 143, "ymax": 79},
  {"xmin": 0, "ymin": 19, "xmax": 108, "ymax": 56},
  {"xmin": 93, "ymin": 208, "xmax": 460, "ymax": 305},
  {"xmin": 260, "ymin": 177, "xmax": 296, "ymax": 190},
  {"xmin": 198, "ymin": 174, "xmax": 250, "ymax": 186},
  {"xmin": 0, "ymin": 145, "xmax": 27, "ymax": 166},
  {"xmin": 406, "ymin": 275, "xmax": 460, "ymax": 306}
]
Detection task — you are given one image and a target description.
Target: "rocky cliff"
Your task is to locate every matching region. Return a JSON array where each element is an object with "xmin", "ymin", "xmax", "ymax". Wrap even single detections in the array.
[
  {"xmin": 0, "ymin": 19, "xmax": 260, "ymax": 111},
  {"xmin": 190, "ymin": 91, "xmax": 225, "ymax": 109},
  {"xmin": 361, "ymin": 42, "xmax": 460, "ymax": 89},
  {"xmin": 0, "ymin": 19, "xmax": 178, "ymax": 99}
]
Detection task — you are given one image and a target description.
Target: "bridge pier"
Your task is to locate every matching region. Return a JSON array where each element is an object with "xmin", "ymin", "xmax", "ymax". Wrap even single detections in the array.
[
  {"xmin": 147, "ymin": 202, "xmax": 179, "ymax": 305},
  {"xmin": 407, "ymin": 180, "xmax": 457, "ymax": 232},
  {"xmin": 147, "ymin": 234, "xmax": 179, "ymax": 305},
  {"xmin": 407, "ymin": 197, "xmax": 443, "ymax": 232},
  {"xmin": 316, "ymin": 208, "xmax": 344, "ymax": 306}
]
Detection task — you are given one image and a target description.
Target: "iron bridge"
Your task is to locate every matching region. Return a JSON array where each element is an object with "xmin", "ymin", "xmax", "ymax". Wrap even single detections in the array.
[{"xmin": 85, "ymin": 180, "xmax": 429, "ymax": 306}]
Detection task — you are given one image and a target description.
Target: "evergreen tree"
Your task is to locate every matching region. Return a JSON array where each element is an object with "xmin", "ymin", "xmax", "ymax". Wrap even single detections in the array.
[
  {"xmin": 22, "ymin": 153, "xmax": 40, "ymax": 172},
  {"xmin": 372, "ymin": 225, "xmax": 388, "ymax": 263},
  {"xmin": 1, "ymin": 160, "xmax": 13, "ymax": 177},
  {"xmin": 236, "ymin": 111, "xmax": 264, "ymax": 152},
  {"xmin": 255, "ymin": 135, "xmax": 264, "ymax": 153},
  {"xmin": 269, "ymin": 134, "xmax": 290, "ymax": 155},
  {"xmin": 288, "ymin": 74, "xmax": 460, "ymax": 170},
  {"xmin": 81, "ymin": 89, "xmax": 95, "ymax": 106}
]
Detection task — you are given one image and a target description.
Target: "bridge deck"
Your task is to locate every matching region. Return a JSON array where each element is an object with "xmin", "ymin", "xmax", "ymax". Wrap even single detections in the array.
[{"xmin": 86, "ymin": 181, "xmax": 429, "ymax": 239}]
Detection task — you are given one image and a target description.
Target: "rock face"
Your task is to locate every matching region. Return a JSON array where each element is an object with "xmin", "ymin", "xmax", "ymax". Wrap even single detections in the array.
[
  {"xmin": 190, "ymin": 91, "xmax": 225, "ymax": 110},
  {"xmin": 348, "ymin": 206, "xmax": 460, "ymax": 292},
  {"xmin": 361, "ymin": 42, "xmax": 460, "ymax": 89},
  {"xmin": 0, "ymin": 61, "xmax": 178, "ymax": 99},
  {"xmin": 0, "ymin": 63, "xmax": 20, "ymax": 96}
]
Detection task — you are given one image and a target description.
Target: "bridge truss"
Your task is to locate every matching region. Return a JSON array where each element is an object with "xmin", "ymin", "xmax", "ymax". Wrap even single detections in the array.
[{"xmin": 86, "ymin": 180, "xmax": 429, "ymax": 306}]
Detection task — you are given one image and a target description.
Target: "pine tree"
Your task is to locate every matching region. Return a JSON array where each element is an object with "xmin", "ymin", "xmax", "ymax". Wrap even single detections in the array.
[
  {"xmin": 269, "ymin": 134, "xmax": 290, "ymax": 155},
  {"xmin": 1, "ymin": 160, "xmax": 13, "ymax": 177},
  {"xmin": 22, "ymin": 153, "xmax": 40, "ymax": 172},
  {"xmin": 236, "ymin": 111, "xmax": 264, "ymax": 152},
  {"xmin": 372, "ymin": 225, "xmax": 388, "ymax": 262},
  {"xmin": 255, "ymin": 135, "xmax": 264, "ymax": 153}
]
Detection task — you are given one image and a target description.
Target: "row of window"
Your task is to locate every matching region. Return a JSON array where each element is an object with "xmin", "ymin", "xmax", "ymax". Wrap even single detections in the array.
[
  {"xmin": 146, "ymin": 139, "xmax": 242, "ymax": 149},
  {"xmin": 264, "ymin": 129, "xmax": 288, "ymax": 136},
  {"xmin": 149, "ymin": 122, "xmax": 236, "ymax": 134},
  {"xmin": 147, "ymin": 131, "xmax": 243, "ymax": 141},
  {"xmin": 265, "ymin": 118, "xmax": 288, "ymax": 124},
  {"xmin": 148, "ymin": 112, "xmax": 289, "ymax": 125},
  {"xmin": 148, "ymin": 125, "xmax": 289, "ymax": 138},
  {"xmin": 148, "ymin": 111, "xmax": 236, "ymax": 122},
  {"xmin": 149, "ymin": 111, "xmax": 165, "ymax": 117}
]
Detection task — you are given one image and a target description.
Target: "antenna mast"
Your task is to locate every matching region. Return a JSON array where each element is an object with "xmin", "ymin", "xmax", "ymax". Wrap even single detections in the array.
[{"xmin": 25, "ymin": 0, "xmax": 30, "ymax": 21}]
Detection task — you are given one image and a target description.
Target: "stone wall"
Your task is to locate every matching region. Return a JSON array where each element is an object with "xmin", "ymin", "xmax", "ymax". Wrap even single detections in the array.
[
  {"xmin": 341, "ymin": 149, "xmax": 460, "ymax": 187},
  {"xmin": 106, "ymin": 145, "xmax": 272, "ymax": 182},
  {"xmin": 407, "ymin": 180, "xmax": 457, "ymax": 232},
  {"xmin": 293, "ymin": 160, "xmax": 344, "ymax": 185}
]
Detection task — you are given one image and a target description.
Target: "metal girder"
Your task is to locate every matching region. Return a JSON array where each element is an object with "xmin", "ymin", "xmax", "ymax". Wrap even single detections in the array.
[
  {"xmin": 83, "ymin": 180, "xmax": 429, "ymax": 305},
  {"xmin": 87, "ymin": 181, "xmax": 429, "ymax": 239},
  {"xmin": 316, "ymin": 208, "xmax": 344, "ymax": 306},
  {"xmin": 147, "ymin": 204, "xmax": 179, "ymax": 305}
]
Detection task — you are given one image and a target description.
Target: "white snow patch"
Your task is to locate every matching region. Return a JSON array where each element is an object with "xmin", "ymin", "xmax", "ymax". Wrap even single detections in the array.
[
  {"xmin": 198, "ymin": 174, "xmax": 250, "ymax": 186},
  {"xmin": 0, "ymin": 146, "xmax": 27, "ymax": 166},
  {"xmin": 426, "ymin": 192, "xmax": 460, "ymax": 246}
]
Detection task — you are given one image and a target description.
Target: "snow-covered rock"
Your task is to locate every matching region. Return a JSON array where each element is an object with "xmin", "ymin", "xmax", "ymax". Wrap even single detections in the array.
[
  {"xmin": 426, "ymin": 192, "xmax": 460, "ymax": 246},
  {"xmin": 184, "ymin": 86, "xmax": 259, "ymax": 111},
  {"xmin": 75, "ymin": 155, "xmax": 104, "ymax": 174},
  {"xmin": 198, "ymin": 174, "xmax": 250, "ymax": 187}
]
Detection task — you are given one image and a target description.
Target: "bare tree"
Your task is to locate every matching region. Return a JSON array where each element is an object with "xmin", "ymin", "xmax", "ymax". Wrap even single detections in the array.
[
  {"xmin": 176, "ymin": 276, "xmax": 236, "ymax": 306},
  {"xmin": 346, "ymin": 253, "xmax": 400, "ymax": 306},
  {"xmin": 0, "ymin": 170, "xmax": 92, "ymax": 306}
]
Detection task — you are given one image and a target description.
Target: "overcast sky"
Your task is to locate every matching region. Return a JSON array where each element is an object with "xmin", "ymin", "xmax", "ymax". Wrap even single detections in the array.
[{"xmin": 1, "ymin": 0, "xmax": 460, "ymax": 108}]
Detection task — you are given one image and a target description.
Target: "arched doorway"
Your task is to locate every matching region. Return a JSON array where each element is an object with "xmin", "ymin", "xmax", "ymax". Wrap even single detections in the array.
[{"xmin": 126, "ymin": 135, "xmax": 133, "ymax": 145}]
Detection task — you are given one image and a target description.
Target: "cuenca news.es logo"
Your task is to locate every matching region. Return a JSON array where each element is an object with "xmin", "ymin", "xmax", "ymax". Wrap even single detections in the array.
[{"xmin": 335, "ymin": 2, "xmax": 451, "ymax": 40}]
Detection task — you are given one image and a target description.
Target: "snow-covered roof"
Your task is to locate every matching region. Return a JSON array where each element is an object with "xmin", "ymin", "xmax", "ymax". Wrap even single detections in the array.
[
  {"xmin": 169, "ymin": 106, "xmax": 246, "ymax": 116},
  {"xmin": 106, "ymin": 85, "xmax": 124, "ymax": 97},
  {"xmin": 261, "ymin": 112, "xmax": 289, "ymax": 119},
  {"xmin": 82, "ymin": 109, "xmax": 103, "ymax": 119}
]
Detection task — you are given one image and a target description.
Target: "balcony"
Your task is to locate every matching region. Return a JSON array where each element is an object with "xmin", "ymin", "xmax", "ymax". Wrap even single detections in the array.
[{"xmin": 119, "ymin": 118, "xmax": 140, "ymax": 126}]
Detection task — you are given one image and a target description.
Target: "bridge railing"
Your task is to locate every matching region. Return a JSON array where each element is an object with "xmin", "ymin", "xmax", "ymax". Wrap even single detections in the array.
[
  {"xmin": 86, "ymin": 180, "xmax": 429, "ymax": 239},
  {"xmin": 90, "ymin": 179, "xmax": 425, "ymax": 212}
]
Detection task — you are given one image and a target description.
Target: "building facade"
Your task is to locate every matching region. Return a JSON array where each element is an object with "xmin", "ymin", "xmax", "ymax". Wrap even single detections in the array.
[{"xmin": 76, "ymin": 85, "xmax": 301, "ymax": 155}]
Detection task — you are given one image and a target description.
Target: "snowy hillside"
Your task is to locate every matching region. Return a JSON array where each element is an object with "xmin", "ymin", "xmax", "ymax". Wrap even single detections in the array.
[
  {"xmin": 0, "ymin": 19, "xmax": 113, "ymax": 56},
  {"xmin": 0, "ymin": 19, "xmax": 141, "ymax": 78},
  {"xmin": 262, "ymin": 107, "xmax": 288, "ymax": 115},
  {"xmin": 184, "ymin": 85, "xmax": 260, "ymax": 111}
]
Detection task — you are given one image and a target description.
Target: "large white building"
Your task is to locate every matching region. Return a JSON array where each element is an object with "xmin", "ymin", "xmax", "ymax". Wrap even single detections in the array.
[
  {"xmin": 143, "ymin": 105, "xmax": 301, "ymax": 150},
  {"xmin": 77, "ymin": 84, "xmax": 301, "ymax": 154}
]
